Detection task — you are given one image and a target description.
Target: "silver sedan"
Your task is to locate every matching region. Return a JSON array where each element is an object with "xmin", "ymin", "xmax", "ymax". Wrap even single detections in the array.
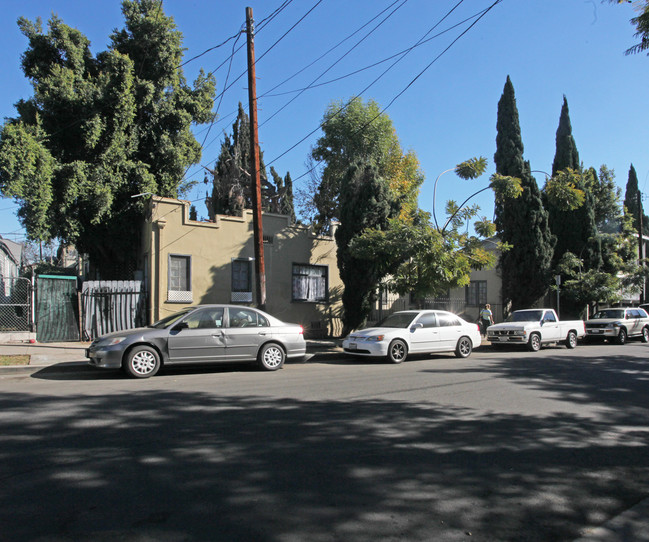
[{"xmin": 86, "ymin": 305, "xmax": 306, "ymax": 378}]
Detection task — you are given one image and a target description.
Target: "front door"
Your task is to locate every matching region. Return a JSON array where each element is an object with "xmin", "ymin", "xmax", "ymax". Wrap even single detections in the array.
[
  {"xmin": 167, "ymin": 307, "xmax": 227, "ymax": 363},
  {"xmin": 408, "ymin": 312, "xmax": 440, "ymax": 353}
]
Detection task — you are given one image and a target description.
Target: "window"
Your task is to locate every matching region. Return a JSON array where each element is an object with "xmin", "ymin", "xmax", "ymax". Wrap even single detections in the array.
[
  {"xmin": 183, "ymin": 308, "xmax": 224, "ymax": 329},
  {"xmin": 231, "ymin": 259, "xmax": 253, "ymax": 303},
  {"xmin": 416, "ymin": 313, "xmax": 438, "ymax": 328},
  {"xmin": 438, "ymin": 313, "xmax": 460, "ymax": 327},
  {"xmin": 228, "ymin": 308, "xmax": 269, "ymax": 328},
  {"xmin": 466, "ymin": 281, "xmax": 487, "ymax": 306},
  {"xmin": 292, "ymin": 264, "xmax": 328, "ymax": 302},
  {"xmin": 168, "ymin": 254, "xmax": 192, "ymax": 303}
]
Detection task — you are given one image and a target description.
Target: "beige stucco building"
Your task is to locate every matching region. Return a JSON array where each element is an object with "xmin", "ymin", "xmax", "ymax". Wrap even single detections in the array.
[{"xmin": 141, "ymin": 197, "xmax": 343, "ymax": 337}]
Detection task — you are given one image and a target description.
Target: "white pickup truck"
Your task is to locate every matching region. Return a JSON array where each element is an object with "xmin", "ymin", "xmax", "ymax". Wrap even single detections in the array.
[{"xmin": 486, "ymin": 308, "xmax": 585, "ymax": 351}]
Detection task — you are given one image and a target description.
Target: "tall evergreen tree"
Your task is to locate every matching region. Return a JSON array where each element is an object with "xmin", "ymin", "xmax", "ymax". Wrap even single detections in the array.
[
  {"xmin": 624, "ymin": 164, "xmax": 649, "ymax": 235},
  {"xmin": 493, "ymin": 76, "xmax": 555, "ymax": 311},
  {"xmin": 547, "ymin": 97, "xmax": 601, "ymax": 275},
  {"xmin": 207, "ymin": 103, "xmax": 293, "ymax": 220},
  {"xmin": 336, "ymin": 161, "xmax": 399, "ymax": 335}
]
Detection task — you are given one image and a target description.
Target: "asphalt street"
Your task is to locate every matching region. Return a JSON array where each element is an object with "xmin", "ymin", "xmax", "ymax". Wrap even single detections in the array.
[{"xmin": 0, "ymin": 340, "xmax": 648, "ymax": 541}]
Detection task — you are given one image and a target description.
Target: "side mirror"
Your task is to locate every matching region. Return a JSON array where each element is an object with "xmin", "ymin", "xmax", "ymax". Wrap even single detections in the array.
[
  {"xmin": 174, "ymin": 321, "xmax": 189, "ymax": 331},
  {"xmin": 410, "ymin": 323, "xmax": 424, "ymax": 331}
]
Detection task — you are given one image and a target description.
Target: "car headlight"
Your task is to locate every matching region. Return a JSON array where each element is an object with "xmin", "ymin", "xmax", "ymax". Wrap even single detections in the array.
[
  {"xmin": 513, "ymin": 331, "xmax": 526, "ymax": 336},
  {"xmin": 366, "ymin": 335, "xmax": 385, "ymax": 342},
  {"xmin": 104, "ymin": 337, "xmax": 127, "ymax": 346},
  {"xmin": 608, "ymin": 322, "xmax": 621, "ymax": 328}
]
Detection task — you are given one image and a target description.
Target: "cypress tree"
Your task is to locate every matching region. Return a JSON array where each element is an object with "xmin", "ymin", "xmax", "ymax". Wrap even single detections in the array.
[
  {"xmin": 547, "ymin": 97, "xmax": 601, "ymax": 275},
  {"xmin": 624, "ymin": 164, "xmax": 649, "ymax": 235},
  {"xmin": 494, "ymin": 76, "xmax": 555, "ymax": 311}
]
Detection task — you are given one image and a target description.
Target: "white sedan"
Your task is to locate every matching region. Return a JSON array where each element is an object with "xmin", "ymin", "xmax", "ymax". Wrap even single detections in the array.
[{"xmin": 342, "ymin": 310, "xmax": 481, "ymax": 363}]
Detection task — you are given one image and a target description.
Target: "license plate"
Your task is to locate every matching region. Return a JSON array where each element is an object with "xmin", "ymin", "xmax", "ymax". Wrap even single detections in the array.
[
  {"xmin": 348, "ymin": 343, "xmax": 357, "ymax": 350},
  {"xmin": 499, "ymin": 337, "xmax": 509, "ymax": 342}
]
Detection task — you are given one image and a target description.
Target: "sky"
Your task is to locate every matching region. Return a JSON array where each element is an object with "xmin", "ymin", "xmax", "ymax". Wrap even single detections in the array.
[{"xmin": 0, "ymin": 0, "xmax": 647, "ymax": 244}]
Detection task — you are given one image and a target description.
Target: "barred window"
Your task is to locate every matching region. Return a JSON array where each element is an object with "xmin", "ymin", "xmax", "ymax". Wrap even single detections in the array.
[
  {"xmin": 168, "ymin": 254, "xmax": 192, "ymax": 303},
  {"xmin": 292, "ymin": 264, "xmax": 327, "ymax": 303},
  {"xmin": 466, "ymin": 280, "xmax": 487, "ymax": 306},
  {"xmin": 232, "ymin": 260, "xmax": 252, "ymax": 292}
]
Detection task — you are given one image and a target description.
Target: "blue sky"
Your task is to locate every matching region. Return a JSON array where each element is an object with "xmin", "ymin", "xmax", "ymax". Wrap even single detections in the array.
[{"xmin": 0, "ymin": 0, "xmax": 647, "ymax": 243}]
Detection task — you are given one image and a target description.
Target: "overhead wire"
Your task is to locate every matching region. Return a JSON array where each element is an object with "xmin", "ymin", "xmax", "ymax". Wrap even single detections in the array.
[
  {"xmin": 260, "ymin": 0, "xmax": 409, "ymax": 128},
  {"xmin": 266, "ymin": 0, "xmax": 469, "ymax": 170}
]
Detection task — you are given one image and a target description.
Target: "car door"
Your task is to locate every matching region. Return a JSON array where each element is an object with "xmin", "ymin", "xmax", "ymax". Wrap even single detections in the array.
[
  {"xmin": 436, "ymin": 313, "xmax": 465, "ymax": 350},
  {"xmin": 224, "ymin": 308, "xmax": 271, "ymax": 360},
  {"xmin": 540, "ymin": 311, "xmax": 561, "ymax": 341},
  {"xmin": 408, "ymin": 312, "xmax": 440, "ymax": 353},
  {"xmin": 627, "ymin": 309, "xmax": 641, "ymax": 337},
  {"xmin": 167, "ymin": 307, "xmax": 227, "ymax": 363}
]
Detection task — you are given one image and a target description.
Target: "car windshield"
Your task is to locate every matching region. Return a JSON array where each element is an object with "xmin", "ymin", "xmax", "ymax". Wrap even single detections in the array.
[
  {"xmin": 375, "ymin": 312, "xmax": 418, "ymax": 328},
  {"xmin": 509, "ymin": 310, "xmax": 544, "ymax": 322},
  {"xmin": 150, "ymin": 308, "xmax": 195, "ymax": 329},
  {"xmin": 592, "ymin": 309, "xmax": 625, "ymax": 319}
]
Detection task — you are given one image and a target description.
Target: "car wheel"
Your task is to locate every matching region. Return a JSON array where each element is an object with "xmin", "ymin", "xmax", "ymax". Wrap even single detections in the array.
[
  {"xmin": 527, "ymin": 333, "xmax": 541, "ymax": 352},
  {"xmin": 258, "ymin": 343, "xmax": 285, "ymax": 371},
  {"xmin": 124, "ymin": 346, "xmax": 161, "ymax": 378},
  {"xmin": 455, "ymin": 336, "xmax": 473, "ymax": 358},
  {"xmin": 565, "ymin": 331, "xmax": 578, "ymax": 349},
  {"xmin": 642, "ymin": 327, "xmax": 649, "ymax": 343},
  {"xmin": 387, "ymin": 339, "xmax": 407, "ymax": 364},
  {"xmin": 616, "ymin": 328, "xmax": 627, "ymax": 345}
]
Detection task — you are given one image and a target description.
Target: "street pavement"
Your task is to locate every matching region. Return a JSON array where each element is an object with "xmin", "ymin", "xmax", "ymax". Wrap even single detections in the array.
[{"xmin": 1, "ymin": 339, "xmax": 648, "ymax": 541}]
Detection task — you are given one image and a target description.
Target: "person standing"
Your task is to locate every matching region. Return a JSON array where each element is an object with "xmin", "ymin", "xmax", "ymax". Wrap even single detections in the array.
[{"xmin": 479, "ymin": 304, "xmax": 494, "ymax": 336}]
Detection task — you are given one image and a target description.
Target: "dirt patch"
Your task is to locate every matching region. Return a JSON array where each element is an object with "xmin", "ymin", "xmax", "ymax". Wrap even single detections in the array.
[{"xmin": 0, "ymin": 355, "xmax": 30, "ymax": 366}]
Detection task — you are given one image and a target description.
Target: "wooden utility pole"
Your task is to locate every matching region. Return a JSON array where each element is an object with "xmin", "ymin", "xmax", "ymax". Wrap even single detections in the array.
[{"xmin": 246, "ymin": 6, "xmax": 266, "ymax": 309}]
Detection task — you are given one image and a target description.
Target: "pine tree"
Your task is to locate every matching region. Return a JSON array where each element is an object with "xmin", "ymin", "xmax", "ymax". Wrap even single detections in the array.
[
  {"xmin": 493, "ymin": 76, "xmax": 555, "ymax": 311},
  {"xmin": 547, "ymin": 96, "xmax": 601, "ymax": 274},
  {"xmin": 624, "ymin": 164, "xmax": 649, "ymax": 235}
]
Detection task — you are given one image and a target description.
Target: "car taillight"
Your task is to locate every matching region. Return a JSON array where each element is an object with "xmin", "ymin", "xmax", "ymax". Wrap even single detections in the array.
[{"xmin": 298, "ymin": 326, "xmax": 304, "ymax": 335}]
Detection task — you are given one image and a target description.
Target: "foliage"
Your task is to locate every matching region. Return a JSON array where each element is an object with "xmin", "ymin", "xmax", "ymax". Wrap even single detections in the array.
[
  {"xmin": 310, "ymin": 97, "xmax": 418, "ymax": 231},
  {"xmin": 607, "ymin": 0, "xmax": 649, "ymax": 55},
  {"xmin": 551, "ymin": 96, "xmax": 580, "ymax": 176},
  {"xmin": 206, "ymin": 103, "xmax": 294, "ymax": 220},
  {"xmin": 585, "ymin": 165, "xmax": 621, "ymax": 231},
  {"xmin": 335, "ymin": 162, "xmax": 399, "ymax": 334},
  {"xmin": 624, "ymin": 163, "xmax": 649, "ymax": 235},
  {"xmin": 0, "ymin": 1, "xmax": 216, "ymax": 277},
  {"xmin": 493, "ymin": 76, "xmax": 556, "ymax": 311}
]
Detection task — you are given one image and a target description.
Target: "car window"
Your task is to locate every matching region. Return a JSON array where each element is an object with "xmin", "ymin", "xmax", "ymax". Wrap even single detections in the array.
[
  {"xmin": 376, "ymin": 312, "xmax": 418, "ymax": 328},
  {"xmin": 437, "ymin": 314, "xmax": 460, "ymax": 327},
  {"xmin": 593, "ymin": 309, "xmax": 625, "ymax": 319},
  {"xmin": 152, "ymin": 308, "xmax": 194, "ymax": 328},
  {"xmin": 510, "ymin": 310, "xmax": 543, "ymax": 322},
  {"xmin": 229, "ymin": 308, "xmax": 269, "ymax": 328},
  {"xmin": 415, "ymin": 313, "xmax": 438, "ymax": 328},
  {"xmin": 183, "ymin": 308, "xmax": 224, "ymax": 329},
  {"xmin": 543, "ymin": 312, "xmax": 557, "ymax": 323},
  {"xmin": 639, "ymin": 308, "xmax": 649, "ymax": 318}
]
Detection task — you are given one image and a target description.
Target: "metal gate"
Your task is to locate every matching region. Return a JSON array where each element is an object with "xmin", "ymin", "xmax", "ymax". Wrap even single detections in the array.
[
  {"xmin": 0, "ymin": 276, "xmax": 32, "ymax": 332},
  {"xmin": 36, "ymin": 275, "xmax": 80, "ymax": 342},
  {"xmin": 81, "ymin": 281, "xmax": 146, "ymax": 340}
]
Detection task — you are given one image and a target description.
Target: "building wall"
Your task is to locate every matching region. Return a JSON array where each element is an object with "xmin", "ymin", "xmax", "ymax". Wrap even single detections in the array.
[{"xmin": 143, "ymin": 197, "xmax": 343, "ymax": 336}]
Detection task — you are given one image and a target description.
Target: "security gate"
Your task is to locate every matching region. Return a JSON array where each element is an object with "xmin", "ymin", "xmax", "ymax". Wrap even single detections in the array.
[
  {"xmin": 0, "ymin": 277, "xmax": 32, "ymax": 332},
  {"xmin": 36, "ymin": 275, "xmax": 80, "ymax": 342}
]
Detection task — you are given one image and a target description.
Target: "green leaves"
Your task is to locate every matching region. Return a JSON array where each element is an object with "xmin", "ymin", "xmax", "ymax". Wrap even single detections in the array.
[
  {"xmin": 455, "ymin": 156, "xmax": 487, "ymax": 179},
  {"xmin": 1, "ymin": 1, "xmax": 217, "ymax": 275}
]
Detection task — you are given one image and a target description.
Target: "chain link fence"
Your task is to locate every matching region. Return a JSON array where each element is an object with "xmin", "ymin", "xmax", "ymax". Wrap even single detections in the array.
[{"xmin": 0, "ymin": 277, "xmax": 32, "ymax": 332}]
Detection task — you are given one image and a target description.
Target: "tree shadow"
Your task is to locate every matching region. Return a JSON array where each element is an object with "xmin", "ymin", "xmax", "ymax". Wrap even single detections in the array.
[{"xmin": 2, "ymin": 349, "xmax": 649, "ymax": 541}]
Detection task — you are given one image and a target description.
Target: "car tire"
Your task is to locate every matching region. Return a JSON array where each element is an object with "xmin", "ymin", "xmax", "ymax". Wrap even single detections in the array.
[
  {"xmin": 455, "ymin": 336, "xmax": 473, "ymax": 358},
  {"xmin": 642, "ymin": 327, "xmax": 649, "ymax": 343},
  {"xmin": 527, "ymin": 333, "xmax": 541, "ymax": 352},
  {"xmin": 387, "ymin": 339, "xmax": 407, "ymax": 364},
  {"xmin": 616, "ymin": 328, "xmax": 627, "ymax": 345},
  {"xmin": 258, "ymin": 343, "xmax": 285, "ymax": 371},
  {"xmin": 565, "ymin": 331, "xmax": 578, "ymax": 349},
  {"xmin": 124, "ymin": 346, "xmax": 161, "ymax": 378}
]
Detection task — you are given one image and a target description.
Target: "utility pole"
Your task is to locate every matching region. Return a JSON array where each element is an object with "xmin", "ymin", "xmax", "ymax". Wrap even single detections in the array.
[{"xmin": 246, "ymin": 6, "xmax": 266, "ymax": 310}]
